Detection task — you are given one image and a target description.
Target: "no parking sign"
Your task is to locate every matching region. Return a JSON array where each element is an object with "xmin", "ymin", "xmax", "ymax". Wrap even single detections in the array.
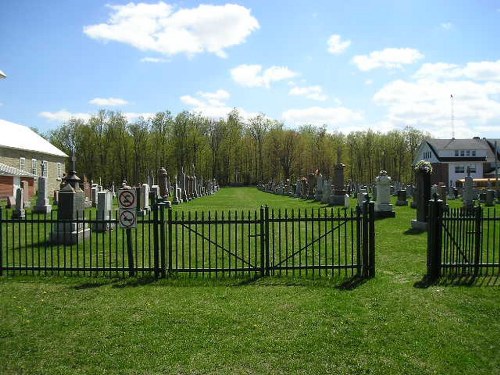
[{"xmin": 118, "ymin": 188, "xmax": 137, "ymax": 229}]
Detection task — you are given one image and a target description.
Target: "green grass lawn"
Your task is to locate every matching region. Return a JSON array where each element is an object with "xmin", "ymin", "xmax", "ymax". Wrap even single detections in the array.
[{"xmin": 1, "ymin": 187, "xmax": 499, "ymax": 374}]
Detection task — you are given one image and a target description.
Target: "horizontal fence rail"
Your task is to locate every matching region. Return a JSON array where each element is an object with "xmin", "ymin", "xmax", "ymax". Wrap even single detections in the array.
[
  {"xmin": 427, "ymin": 199, "xmax": 500, "ymax": 280},
  {"xmin": 1, "ymin": 202, "xmax": 375, "ymax": 279}
]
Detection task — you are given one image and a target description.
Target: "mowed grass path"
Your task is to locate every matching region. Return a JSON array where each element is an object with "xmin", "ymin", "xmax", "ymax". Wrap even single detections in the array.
[{"xmin": 1, "ymin": 187, "xmax": 499, "ymax": 374}]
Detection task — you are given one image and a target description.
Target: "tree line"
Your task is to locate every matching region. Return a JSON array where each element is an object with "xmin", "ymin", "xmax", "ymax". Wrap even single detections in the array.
[{"xmin": 46, "ymin": 109, "xmax": 429, "ymax": 187}]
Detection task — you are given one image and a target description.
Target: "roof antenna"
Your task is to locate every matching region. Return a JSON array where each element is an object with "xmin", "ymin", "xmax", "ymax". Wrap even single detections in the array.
[{"xmin": 450, "ymin": 94, "xmax": 455, "ymax": 139}]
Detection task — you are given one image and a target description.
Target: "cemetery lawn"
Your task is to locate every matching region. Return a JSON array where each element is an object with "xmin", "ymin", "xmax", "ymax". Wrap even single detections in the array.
[{"xmin": 1, "ymin": 187, "xmax": 499, "ymax": 374}]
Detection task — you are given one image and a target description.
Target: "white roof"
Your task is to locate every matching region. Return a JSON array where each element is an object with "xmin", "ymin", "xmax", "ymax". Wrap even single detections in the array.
[
  {"xmin": 0, "ymin": 119, "xmax": 68, "ymax": 158},
  {"xmin": 0, "ymin": 161, "xmax": 36, "ymax": 177}
]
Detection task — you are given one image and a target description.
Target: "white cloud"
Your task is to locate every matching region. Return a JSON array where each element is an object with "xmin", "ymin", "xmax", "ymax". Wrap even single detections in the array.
[
  {"xmin": 440, "ymin": 22, "xmax": 453, "ymax": 30},
  {"xmin": 289, "ymin": 85, "xmax": 327, "ymax": 101},
  {"xmin": 89, "ymin": 97, "xmax": 128, "ymax": 106},
  {"xmin": 327, "ymin": 34, "xmax": 351, "ymax": 54},
  {"xmin": 39, "ymin": 110, "xmax": 92, "ymax": 122},
  {"xmin": 39, "ymin": 110, "xmax": 154, "ymax": 123},
  {"xmin": 282, "ymin": 106, "xmax": 364, "ymax": 133},
  {"xmin": 231, "ymin": 64, "xmax": 298, "ymax": 88},
  {"xmin": 180, "ymin": 89, "xmax": 257, "ymax": 119},
  {"xmin": 414, "ymin": 60, "xmax": 500, "ymax": 81},
  {"xmin": 84, "ymin": 2, "xmax": 259, "ymax": 58},
  {"xmin": 140, "ymin": 57, "xmax": 169, "ymax": 63},
  {"xmin": 373, "ymin": 60, "xmax": 500, "ymax": 138},
  {"xmin": 352, "ymin": 48, "xmax": 424, "ymax": 71}
]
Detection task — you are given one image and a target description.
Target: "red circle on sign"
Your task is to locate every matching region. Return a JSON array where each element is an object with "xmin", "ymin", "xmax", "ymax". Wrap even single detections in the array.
[
  {"xmin": 119, "ymin": 191, "xmax": 135, "ymax": 208},
  {"xmin": 120, "ymin": 210, "xmax": 136, "ymax": 228}
]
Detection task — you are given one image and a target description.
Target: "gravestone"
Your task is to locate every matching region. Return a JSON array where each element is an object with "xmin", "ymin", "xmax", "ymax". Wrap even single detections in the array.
[
  {"xmin": 329, "ymin": 164, "xmax": 347, "ymax": 206},
  {"xmin": 12, "ymin": 188, "xmax": 25, "ymax": 219},
  {"xmin": 463, "ymin": 167, "xmax": 474, "ymax": 210},
  {"xmin": 94, "ymin": 190, "xmax": 113, "ymax": 232},
  {"xmin": 485, "ymin": 190, "xmax": 495, "ymax": 207},
  {"xmin": 6, "ymin": 195, "xmax": 15, "ymax": 208},
  {"xmin": 396, "ymin": 190, "xmax": 408, "ymax": 206},
  {"xmin": 50, "ymin": 171, "xmax": 90, "ymax": 244},
  {"xmin": 34, "ymin": 176, "xmax": 52, "ymax": 214},
  {"xmin": 321, "ymin": 180, "xmax": 330, "ymax": 204},
  {"xmin": 53, "ymin": 190, "xmax": 59, "ymax": 206},
  {"xmin": 157, "ymin": 167, "xmax": 171, "ymax": 204},
  {"xmin": 21, "ymin": 180, "xmax": 31, "ymax": 208},
  {"xmin": 91, "ymin": 185, "xmax": 99, "ymax": 208},
  {"xmin": 173, "ymin": 177, "xmax": 182, "ymax": 205},
  {"xmin": 411, "ymin": 162, "xmax": 432, "ymax": 230},
  {"xmin": 374, "ymin": 170, "xmax": 395, "ymax": 218},
  {"xmin": 314, "ymin": 172, "xmax": 323, "ymax": 201}
]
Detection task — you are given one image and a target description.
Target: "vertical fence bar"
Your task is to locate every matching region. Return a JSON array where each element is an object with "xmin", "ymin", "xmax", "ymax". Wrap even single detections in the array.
[
  {"xmin": 0, "ymin": 207, "xmax": 3, "ymax": 276},
  {"xmin": 163, "ymin": 204, "xmax": 169, "ymax": 277},
  {"xmin": 473, "ymin": 206, "xmax": 482, "ymax": 277},
  {"xmin": 427, "ymin": 198, "xmax": 443, "ymax": 281},
  {"xmin": 153, "ymin": 204, "xmax": 160, "ymax": 278},
  {"xmin": 259, "ymin": 206, "xmax": 265, "ymax": 277},
  {"xmin": 362, "ymin": 199, "xmax": 369, "ymax": 278},
  {"xmin": 368, "ymin": 201, "xmax": 375, "ymax": 278}
]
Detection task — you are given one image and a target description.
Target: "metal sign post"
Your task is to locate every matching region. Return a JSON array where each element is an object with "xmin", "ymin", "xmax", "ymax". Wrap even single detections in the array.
[{"xmin": 118, "ymin": 188, "xmax": 137, "ymax": 276}]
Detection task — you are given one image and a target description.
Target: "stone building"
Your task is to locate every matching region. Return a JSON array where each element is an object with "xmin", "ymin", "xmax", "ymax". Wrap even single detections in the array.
[{"xmin": 0, "ymin": 119, "xmax": 68, "ymax": 201}]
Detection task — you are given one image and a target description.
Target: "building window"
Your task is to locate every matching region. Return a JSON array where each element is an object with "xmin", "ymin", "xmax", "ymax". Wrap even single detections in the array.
[
  {"xmin": 454, "ymin": 150, "xmax": 459, "ymax": 156},
  {"xmin": 466, "ymin": 150, "xmax": 470, "ymax": 156},
  {"xmin": 460, "ymin": 150, "xmax": 464, "ymax": 156},
  {"xmin": 19, "ymin": 157, "xmax": 26, "ymax": 171},
  {"xmin": 42, "ymin": 160, "xmax": 48, "ymax": 177},
  {"xmin": 56, "ymin": 162, "xmax": 63, "ymax": 179},
  {"xmin": 472, "ymin": 150, "xmax": 476, "ymax": 156},
  {"xmin": 31, "ymin": 159, "xmax": 38, "ymax": 176},
  {"xmin": 469, "ymin": 165, "xmax": 476, "ymax": 173},
  {"xmin": 455, "ymin": 166, "xmax": 465, "ymax": 173}
]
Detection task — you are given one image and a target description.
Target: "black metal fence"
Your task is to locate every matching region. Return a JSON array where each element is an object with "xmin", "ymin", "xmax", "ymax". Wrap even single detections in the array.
[
  {"xmin": 427, "ymin": 199, "xmax": 500, "ymax": 280},
  {"xmin": 0, "ymin": 202, "xmax": 375, "ymax": 279}
]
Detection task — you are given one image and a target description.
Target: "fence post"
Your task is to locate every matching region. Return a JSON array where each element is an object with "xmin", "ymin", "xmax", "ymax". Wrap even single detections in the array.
[
  {"xmin": 152, "ymin": 203, "xmax": 160, "ymax": 278},
  {"xmin": 0, "ymin": 206, "xmax": 3, "ymax": 276},
  {"xmin": 166, "ymin": 205, "xmax": 172, "ymax": 277},
  {"xmin": 427, "ymin": 196, "xmax": 443, "ymax": 281},
  {"xmin": 259, "ymin": 206, "xmax": 266, "ymax": 277},
  {"xmin": 265, "ymin": 206, "xmax": 270, "ymax": 276},
  {"xmin": 473, "ymin": 205, "xmax": 482, "ymax": 277},
  {"xmin": 362, "ymin": 196, "xmax": 370, "ymax": 278},
  {"xmin": 368, "ymin": 201, "xmax": 375, "ymax": 278},
  {"xmin": 157, "ymin": 202, "xmax": 167, "ymax": 278}
]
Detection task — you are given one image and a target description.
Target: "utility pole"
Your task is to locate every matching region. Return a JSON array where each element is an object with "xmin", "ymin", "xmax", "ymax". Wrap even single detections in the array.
[{"xmin": 450, "ymin": 94, "xmax": 455, "ymax": 139}]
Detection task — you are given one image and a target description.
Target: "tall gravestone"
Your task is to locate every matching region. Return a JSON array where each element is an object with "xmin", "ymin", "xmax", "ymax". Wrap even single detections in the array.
[
  {"xmin": 21, "ymin": 180, "xmax": 31, "ymax": 208},
  {"xmin": 411, "ymin": 161, "xmax": 432, "ymax": 231},
  {"xmin": 157, "ymin": 167, "xmax": 172, "ymax": 207},
  {"xmin": 51, "ymin": 171, "xmax": 90, "ymax": 244},
  {"xmin": 463, "ymin": 167, "xmax": 474, "ymax": 210},
  {"xmin": 94, "ymin": 190, "xmax": 113, "ymax": 232},
  {"xmin": 374, "ymin": 170, "xmax": 395, "ymax": 218},
  {"xmin": 12, "ymin": 187, "xmax": 25, "ymax": 219},
  {"xmin": 34, "ymin": 176, "xmax": 52, "ymax": 214}
]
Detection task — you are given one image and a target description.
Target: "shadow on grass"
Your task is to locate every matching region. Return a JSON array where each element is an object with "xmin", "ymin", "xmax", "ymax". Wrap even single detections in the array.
[
  {"xmin": 414, "ymin": 274, "xmax": 500, "ymax": 288},
  {"xmin": 403, "ymin": 228, "xmax": 426, "ymax": 235}
]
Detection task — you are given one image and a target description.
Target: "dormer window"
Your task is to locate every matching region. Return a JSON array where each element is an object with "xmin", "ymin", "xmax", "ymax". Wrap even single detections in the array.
[
  {"xmin": 455, "ymin": 150, "xmax": 459, "ymax": 156},
  {"xmin": 472, "ymin": 150, "xmax": 476, "ymax": 156}
]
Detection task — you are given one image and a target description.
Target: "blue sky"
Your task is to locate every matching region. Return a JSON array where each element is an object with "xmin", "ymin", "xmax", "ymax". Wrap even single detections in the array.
[{"xmin": 1, "ymin": 0, "xmax": 499, "ymax": 138}]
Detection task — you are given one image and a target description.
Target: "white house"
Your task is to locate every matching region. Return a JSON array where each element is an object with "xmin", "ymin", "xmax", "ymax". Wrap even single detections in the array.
[{"xmin": 413, "ymin": 137, "xmax": 500, "ymax": 187}]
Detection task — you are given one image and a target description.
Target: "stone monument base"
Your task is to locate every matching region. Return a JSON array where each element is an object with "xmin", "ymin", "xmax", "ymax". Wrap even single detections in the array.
[
  {"xmin": 50, "ymin": 222, "xmax": 90, "ymax": 245},
  {"xmin": 411, "ymin": 220, "xmax": 427, "ymax": 231},
  {"xmin": 395, "ymin": 200, "xmax": 408, "ymax": 206},
  {"xmin": 33, "ymin": 205, "xmax": 52, "ymax": 214},
  {"xmin": 329, "ymin": 194, "xmax": 348, "ymax": 206},
  {"xmin": 375, "ymin": 203, "xmax": 395, "ymax": 218},
  {"xmin": 12, "ymin": 209, "xmax": 25, "ymax": 219}
]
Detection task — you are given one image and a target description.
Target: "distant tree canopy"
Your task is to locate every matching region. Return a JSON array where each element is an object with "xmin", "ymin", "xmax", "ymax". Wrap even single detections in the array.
[{"xmin": 47, "ymin": 109, "xmax": 429, "ymax": 187}]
